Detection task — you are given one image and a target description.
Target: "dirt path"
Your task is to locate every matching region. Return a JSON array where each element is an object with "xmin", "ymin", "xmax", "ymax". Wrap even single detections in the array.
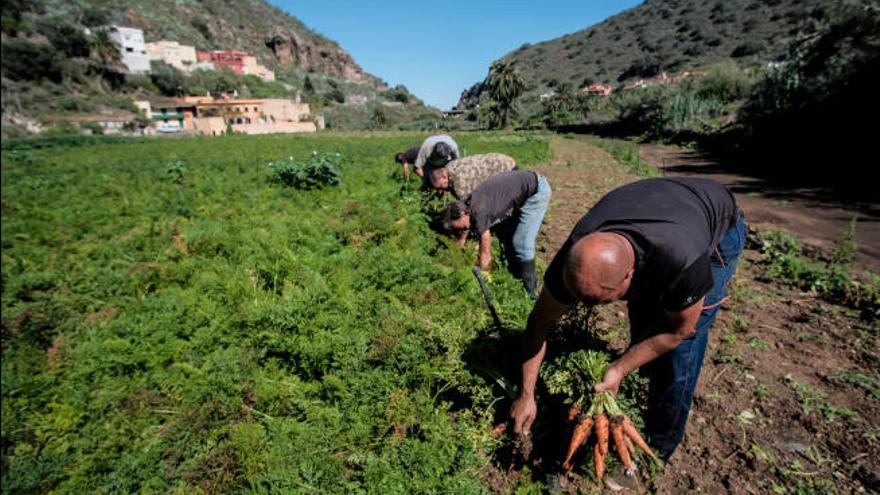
[
  {"xmin": 496, "ymin": 137, "xmax": 880, "ymax": 494},
  {"xmin": 639, "ymin": 143, "xmax": 880, "ymax": 274}
]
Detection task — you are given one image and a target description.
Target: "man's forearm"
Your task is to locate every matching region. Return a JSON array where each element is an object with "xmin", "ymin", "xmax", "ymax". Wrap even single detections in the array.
[
  {"xmin": 479, "ymin": 232, "xmax": 492, "ymax": 270},
  {"xmin": 519, "ymin": 330, "xmax": 546, "ymax": 398},
  {"xmin": 612, "ymin": 332, "xmax": 683, "ymax": 376},
  {"xmin": 518, "ymin": 291, "xmax": 569, "ymax": 397}
]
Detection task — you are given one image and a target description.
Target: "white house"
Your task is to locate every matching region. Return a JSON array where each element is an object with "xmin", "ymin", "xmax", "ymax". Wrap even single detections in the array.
[{"xmin": 106, "ymin": 26, "xmax": 150, "ymax": 74}]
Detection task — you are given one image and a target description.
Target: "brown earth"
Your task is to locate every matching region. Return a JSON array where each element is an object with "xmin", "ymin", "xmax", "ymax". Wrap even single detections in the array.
[
  {"xmin": 638, "ymin": 143, "xmax": 880, "ymax": 275},
  {"xmin": 490, "ymin": 137, "xmax": 880, "ymax": 494}
]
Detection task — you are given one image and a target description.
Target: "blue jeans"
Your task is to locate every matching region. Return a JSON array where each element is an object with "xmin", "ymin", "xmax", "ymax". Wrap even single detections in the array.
[
  {"xmin": 511, "ymin": 175, "xmax": 551, "ymax": 262},
  {"xmin": 629, "ymin": 212, "xmax": 746, "ymax": 461}
]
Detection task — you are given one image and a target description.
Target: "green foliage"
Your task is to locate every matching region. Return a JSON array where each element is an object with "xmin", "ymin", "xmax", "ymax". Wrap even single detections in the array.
[
  {"xmin": 731, "ymin": 41, "xmax": 764, "ymax": 57},
  {"xmin": 48, "ymin": 23, "xmax": 90, "ymax": 58},
  {"xmin": 0, "ymin": 38, "xmax": 64, "ymax": 82},
  {"xmin": 165, "ymin": 159, "xmax": 188, "ymax": 185},
  {"xmin": 325, "ymin": 87, "xmax": 346, "ymax": 104},
  {"xmin": 758, "ymin": 227, "xmax": 879, "ymax": 320},
  {"xmin": 543, "ymin": 350, "xmax": 610, "ymax": 407},
  {"xmin": 489, "ymin": 0, "xmax": 827, "ymax": 91},
  {"xmin": 370, "ymin": 106, "xmax": 388, "ymax": 129},
  {"xmin": 150, "ymin": 61, "xmax": 187, "ymax": 97},
  {"xmin": 728, "ymin": 1, "xmax": 879, "ymax": 187},
  {"xmin": 3, "ymin": 1, "xmax": 436, "ymax": 138},
  {"xmin": 540, "ymin": 83, "xmax": 591, "ymax": 127},
  {"xmin": 1, "ymin": 133, "xmax": 551, "ymax": 492},
  {"xmin": 79, "ymin": 121, "xmax": 103, "ymax": 136},
  {"xmin": 266, "ymin": 151, "xmax": 344, "ymax": 189},
  {"xmin": 830, "ymin": 370, "xmax": 880, "ymax": 401},
  {"xmin": 187, "ymin": 68, "xmax": 237, "ymax": 96},
  {"xmin": 695, "ymin": 61, "xmax": 754, "ymax": 102},
  {"xmin": 585, "ymin": 138, "xmax": 661, "ymax": 177},
  {"xmin": 382, "ymin": 86, "xmax": 410, "ymax": 104},
  {"xmin": 784, "ymin": 375, "xmax": 859, "ymax": 422},
  {"xmin": 484, "ymin": 61, "xmax": 526, "ymax": 129}
]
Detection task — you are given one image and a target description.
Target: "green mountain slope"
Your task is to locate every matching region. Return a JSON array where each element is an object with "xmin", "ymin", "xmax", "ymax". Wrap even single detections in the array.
[
  {"xmin": 1, "ymin": 0, "xmax": 441, "ymax": 136},
  {"xmin": 458, "ymin": 0, "xmax": 835, "ymax": 109}
]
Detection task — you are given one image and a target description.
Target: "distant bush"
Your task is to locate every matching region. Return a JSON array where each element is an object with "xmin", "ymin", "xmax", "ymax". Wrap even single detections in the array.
[
  {"xmin": 325, "ymin": 87, "xmax": 346, "ymax": 104},
  {"xmin": 79, "ymin": 121, "xmax": 104, "ymax": 135},
  {"xmin": 267, "ymin": 151, "xmax": 344, "ymax": 189},
  {"xmin": 57, "ymin": 94, "xmax": 98, "ymax": 113},
  {"xmin": 617, "ymin": 56, "xmax": 662, "ymax": 82},
  {"xmin": 0, "ymin": 38, "xmax": 63, "ymax": 82},
  {"xmin": 696, "ymin": 62, "xmax": 754, "ymax": 102},
  {"xmin": 48, "ymin": 23, "xmax": 90, "ymax": 58},
  {"xmin": 191, "ymin": 17, "xmax": 212, "ymax": 39},
  {"xmin": 42, "ymin": 121, "xmax": 81, "ymax": 137},
  {"xmin": 731, "ymin": 41, "xmax": 763, "ymax": 57},
  {"xmin": 187, "ymin": 68, "xmax": 238, "ymax": 96},
  {"xmin": 150, "ymin": 61, "xmax": 187, "ymax": 97},
  {"xmin": 382, "ymin": 85, "xmax": 410, "ymax": 104}
]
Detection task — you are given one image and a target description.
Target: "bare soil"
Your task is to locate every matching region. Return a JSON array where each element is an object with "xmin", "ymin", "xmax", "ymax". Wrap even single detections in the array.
[
  {"xmin": 638, "ymin": 143, "xmax": 880, "ymax": 275},
  {"xmin": 491, "ymin": 137, "xmax": 880, "ymax": 494}
]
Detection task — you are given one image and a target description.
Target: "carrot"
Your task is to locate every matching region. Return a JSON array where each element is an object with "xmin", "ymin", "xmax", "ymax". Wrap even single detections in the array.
[
  {"xmin": 491, "ymin": 423, "xmax": 507, "ymax": 437},
  {"xmin": 625, "ymin": 435, "xmax": 635, "ymax": 457},
  {"xmin": 566, "ymin": 405, "xmax": 582, "ymax": 423},
  {"xmin": 611, "ymin": 417, "xmax": 633, "ymax": 470},
  {"xmin": 562, "ymin": 416, "xmax": 593, "ymax": 471},
  {"xmin": 594, "ymin": 413, "xmax": 609, "ymax": 456},
  {"xmin": 622, "ymin": 415, "xmax": 658, "ymax": 461},
  {"xmin": 594, "ymin": 442, "xmax": 606, "ymax": 479}
]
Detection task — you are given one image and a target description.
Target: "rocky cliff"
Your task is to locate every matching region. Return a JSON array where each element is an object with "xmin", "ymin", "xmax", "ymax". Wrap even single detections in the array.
[{"xmin": 264, "ymin": 27, "xmax": 367, "ymax": 82}]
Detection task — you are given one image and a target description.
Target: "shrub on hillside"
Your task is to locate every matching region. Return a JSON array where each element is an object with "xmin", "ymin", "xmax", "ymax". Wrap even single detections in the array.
[
  {"xmin": 1, "ymin": 39, "xmax": 63, "ymax": 82},
  {"xmin": 695, "ymin": 61, "xmax": 755, "ymax": 102},
  {"xmin": 150, "ymin": 61, "xmax": 187, "ymax": 97}
]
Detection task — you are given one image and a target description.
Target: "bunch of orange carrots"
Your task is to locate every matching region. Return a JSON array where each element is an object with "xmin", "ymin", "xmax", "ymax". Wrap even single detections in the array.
[
  {"xmin": 561, "ymin": 391, "xmax": 657, "ymax": 476},
  {"xmin": 543, "ymin": 350, "xmax": 658, "ymax": 478}
]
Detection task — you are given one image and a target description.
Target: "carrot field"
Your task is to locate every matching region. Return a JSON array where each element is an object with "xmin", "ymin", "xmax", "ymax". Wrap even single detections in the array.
[
  {"xmin": 1, "ymin": 133, "xmax": 554, "ymax": 493},
  {"xmin": 2, "ymin": 132, "xmax": 878, "ymax": 494}
]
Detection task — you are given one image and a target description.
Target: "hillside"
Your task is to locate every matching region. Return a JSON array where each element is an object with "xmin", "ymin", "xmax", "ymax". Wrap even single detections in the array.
[
  {"xmin": 38, "ymin": 0, "xmax": 370, "ymax": 82},
  {"xmin": 457, "ymin": 0, "xmax": 836, "ymax": 109},
  {"xmin": 1, "ymin": 0, "xmax": 440, "ymax": 136}
]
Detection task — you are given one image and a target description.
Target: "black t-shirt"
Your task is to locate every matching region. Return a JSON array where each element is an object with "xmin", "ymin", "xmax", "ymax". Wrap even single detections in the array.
[
  {"xmin": 400, "ymin": 146, "xmax": 420, "ymax": 164},
  {"xmin": 467, "ymin": 171, "xmax": 539, "ymax": 235},
  {"xmin": 544, "ymin": 177, "xmax": 738, "ymax": 311}
]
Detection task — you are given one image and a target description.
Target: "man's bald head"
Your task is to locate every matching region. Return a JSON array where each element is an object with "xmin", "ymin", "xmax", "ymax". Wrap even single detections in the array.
[{"xmin": 563, "ymin": 232, "xmax": 635, "ymax": 304}]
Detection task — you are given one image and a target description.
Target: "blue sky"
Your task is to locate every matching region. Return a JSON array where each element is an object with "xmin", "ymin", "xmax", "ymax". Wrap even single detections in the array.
[{"xmin": 270, "ymin": 0, "xmax": 643, "ymax": 109}]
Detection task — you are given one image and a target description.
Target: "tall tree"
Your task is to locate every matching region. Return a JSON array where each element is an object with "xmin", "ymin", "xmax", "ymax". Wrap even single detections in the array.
[{"xmin": 484, "ymin": 60, "xmax": 525, "ymax": 129}]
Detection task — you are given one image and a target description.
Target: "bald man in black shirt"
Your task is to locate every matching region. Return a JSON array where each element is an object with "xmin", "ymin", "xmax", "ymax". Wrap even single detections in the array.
[{"xmin": 510, "ymin": 177, "xmax": 746, "ymax": 463}]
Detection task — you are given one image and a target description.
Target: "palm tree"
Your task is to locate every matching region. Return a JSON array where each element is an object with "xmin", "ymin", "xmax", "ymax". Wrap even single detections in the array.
[
  {"xmin": 549, "ymin": 82, "xmax": 576, "ymax": 113},
  {"xmin": 484, "ymin": 60, "xmax": 525, "ymax": 129}
]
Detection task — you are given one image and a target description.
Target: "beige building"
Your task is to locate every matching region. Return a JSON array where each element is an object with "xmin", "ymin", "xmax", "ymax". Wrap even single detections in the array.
[
  {"xmin": 240, "ymin": 55, "xmax": 276, "ymax": 81},
  {"xmin": 145, "ymin": 40, "xmax": 197, "ymax": 72},
  {"xmin": 137, "ymin": 96, "xmax": 317, "ymax": 136}
]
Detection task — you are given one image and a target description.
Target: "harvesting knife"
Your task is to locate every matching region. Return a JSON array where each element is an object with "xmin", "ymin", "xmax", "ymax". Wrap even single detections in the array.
[{"xmin": 472, "ymin": 266, "xmax": 503, "ymax": 330}]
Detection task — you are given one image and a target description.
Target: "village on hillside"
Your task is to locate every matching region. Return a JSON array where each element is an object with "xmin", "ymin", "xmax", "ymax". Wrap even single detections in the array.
[{"xmin": 76, "ymin": 25, "xmax": 321, "ymax": 137}]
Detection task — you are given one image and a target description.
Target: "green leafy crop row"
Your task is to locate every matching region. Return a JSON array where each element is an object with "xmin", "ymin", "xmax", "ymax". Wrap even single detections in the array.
[{"xmin": 1, "ymin": 132, "xmax": 551, "ymax": 493}]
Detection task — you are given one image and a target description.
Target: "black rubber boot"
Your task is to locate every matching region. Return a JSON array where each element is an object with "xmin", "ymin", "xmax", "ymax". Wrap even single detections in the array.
[{"xmin": 520, "ymin": 259, "xmax": 537, "ymax": 299}]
